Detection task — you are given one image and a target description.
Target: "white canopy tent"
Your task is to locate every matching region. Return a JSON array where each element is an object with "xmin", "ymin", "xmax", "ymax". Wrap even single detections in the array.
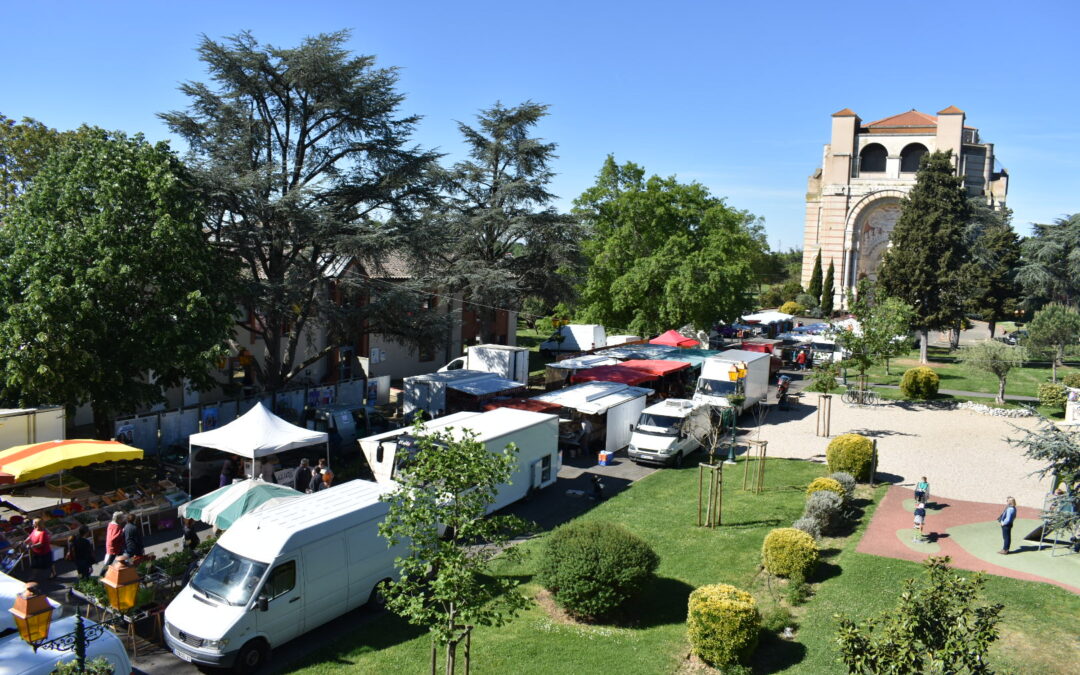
[{"xmin": 187, "ymin": 403, "xmax": 328, "ymax": 492}]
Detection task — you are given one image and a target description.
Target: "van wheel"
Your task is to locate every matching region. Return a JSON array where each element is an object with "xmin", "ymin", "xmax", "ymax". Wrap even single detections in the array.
[
  {"xmin": 368, "ymin": 578, "xmax": 393, "ymax": 609},
  {"xmin": 674, "ymin": 452, "xmax": 683, "ymax": 468},
  {"xmin": 234, "ymin": 639, "xmax": 268, "ymax": 674}
]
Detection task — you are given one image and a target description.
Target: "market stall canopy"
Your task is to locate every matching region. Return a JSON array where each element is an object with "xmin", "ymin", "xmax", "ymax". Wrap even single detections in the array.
[
  {"xmin": 446, "ymin": 376, "xmax": 523, "ymax": 396},
  {"xmin": 570, "ymin": 365, "xmax": 657, "ymax": 386},
  {"xmin": 740, "ymin": 311, "xmax": 793, "ymax": 324},
  {"xmin": 532, "ymin": 381, "xmax": 653, "ymax": 415},
  {"xmin": 659, "ymin": 348, "xmax": 725, "ymax": 369},
  {"xmin": 619, "ymin": 359, "xmax": 692, "ymax": 377},
  {"xmin": 482, "ymin": 398, "xmax": 562, "ymax": 414},
  {"xmin": 649, "ymin": 330, "xmax": 700, "ymax": 347},
  {"xmin": 188, "ymin": 402, "xmax": 328, "ymax": 460},
  {"xmin": 0, "ymin": 440, "xmax": 143, "ymax": 485},
  {"xmin": 179, "ymin": 479, "xmax": 303, "ymax": 531}
]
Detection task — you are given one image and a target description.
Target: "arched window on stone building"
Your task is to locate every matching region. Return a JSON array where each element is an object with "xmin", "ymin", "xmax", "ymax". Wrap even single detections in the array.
[
  {"xmin": 859, "ymin": 143, "xmax": 887, "ymax": 173},
  {"xmin": 900, "ymin": 143, "xmax": 928, "ymax": 173}
]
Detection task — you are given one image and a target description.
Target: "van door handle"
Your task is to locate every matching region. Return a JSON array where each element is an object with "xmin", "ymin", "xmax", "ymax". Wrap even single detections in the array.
[{"xmin": 289, "ymin": 596, "xmax": 301, "ymax": 603}]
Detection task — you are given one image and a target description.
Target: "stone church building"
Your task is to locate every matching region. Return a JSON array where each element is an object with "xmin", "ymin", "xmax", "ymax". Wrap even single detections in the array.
[{"xmin": 801, "ymin": 106, "xmax": 1008, "ymax": 308}]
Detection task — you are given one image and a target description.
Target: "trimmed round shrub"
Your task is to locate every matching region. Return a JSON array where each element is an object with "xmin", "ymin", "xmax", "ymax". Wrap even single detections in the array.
[
  {"xmin": 900, "ymin": 366, "xmax": 940, "ymax": 400},
  {"xmin": 1038, "ymin": 382, "xmax": 1067, "ymax": 410},
  {"xmin": 537, "ymin": 521, "xmax": 659, "ymax": 620},
  {"xmin": 761, "ymin": 527, "xmax": 819, "ymax": 579},
  {"xmin": 806, "ymin": 477, "xmax": 845, "ymax": 499},
  {"xmin": 687, "ymin": 584, "xmax": 761, "ymax": 667},
  {"xmin": 1063, "ymin": 372, "xmax": 1080, "ymax": 389},
  {"xmin": 792, "ymin": 516, "xmax": 823, "ymax": 540},
  {"xmin": 803, "ymin": 490, "xmax": 843, "ymax": 533},
  {"xmin": 779, "ymin": 301, "xmax": 806, "ymax": 315},
  {"xmin": 826, "ymin": 433, "xmax": 874, "ymax": 481},
  {"xmin": 828, "ymin": 472, "xmax": 857, "ymax": 502}
]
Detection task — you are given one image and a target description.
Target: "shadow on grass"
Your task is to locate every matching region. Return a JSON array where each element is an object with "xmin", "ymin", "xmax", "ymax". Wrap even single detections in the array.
[
  {"xmin": 751, "ymin": 632, "xmax": 808, "ymax": 673},
  {"xmin": 809, "ymin": 560, "xmax": 842, "ymax": 583},
  {"xmin": 622, "ymin": 576, "xmax": 696, "ymax": 629},
  {"xmin": 282, "ymin": 606, "xmax": 427, "ymax": 671}
]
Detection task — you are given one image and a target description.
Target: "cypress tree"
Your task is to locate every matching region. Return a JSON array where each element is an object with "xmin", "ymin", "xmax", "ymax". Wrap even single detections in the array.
[
  {"xmin": 808, "ymin": 249, "xmax": 823, "ymax": 304},
  {"xmin": 877, "ymin": 150, "xmax": 972, "ymax": 363},
  {"xmin": 821, "ymin": 259, "xmax": 835, "ymax": 316}
]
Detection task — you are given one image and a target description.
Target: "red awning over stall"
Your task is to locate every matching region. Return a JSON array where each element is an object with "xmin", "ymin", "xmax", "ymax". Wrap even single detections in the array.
[
  {"xmin": 649, "ymin": 330, "xmax": 700, "ymax": 347},
  {"xmin": 570, "ymin": 365, "xmax": 657, "ymax": 386},
  {"xmin": 619, "ymin": 359, "xmax": 692, "ymax": 377},
  {"xmin": 482, "ymin": 398, "xmax": 562, "ymax": 414}
]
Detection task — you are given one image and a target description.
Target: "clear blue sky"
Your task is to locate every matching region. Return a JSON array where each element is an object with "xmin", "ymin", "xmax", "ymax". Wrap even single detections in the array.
[{"xmin": 6, "ymin": 0, "xmax": 1078, "ymax": 249}]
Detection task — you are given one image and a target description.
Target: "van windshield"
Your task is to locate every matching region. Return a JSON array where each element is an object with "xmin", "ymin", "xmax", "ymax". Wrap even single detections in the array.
[
  {"xmin": 191, "ymin": 545, "xmax": 268, "ymax": 607},
  {"xmin": 697, "ymin": 379, "xmax": 737, "ymax": 396},
  {"xmin": 636, "ymin": 413, "xmax": 680, "ymax": 435}
]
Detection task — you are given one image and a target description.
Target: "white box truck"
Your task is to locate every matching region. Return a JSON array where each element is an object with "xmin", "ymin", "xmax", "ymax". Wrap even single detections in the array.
[
  {"xmin": 359, "ymin": 408, "xmax": 559, "ymax": 513},
  {"xmin": 402, "ymin": 370, "xmax": 523, "ymax": 418},
  {"xmin": 164, "ymin": 480, "xmax": 407, "ymax": 671},
  {"xmin": 692, "ymin": 350, "xmax": 771, "ymax": 414},
  {"xmin": 438, "ymin": 344, "xmax": 530, "ymax": 384},
  {"xmin": 531, "ymin": 381, "xmax": 651, "ymax": 454},
  {"xmin": 627, "ymin": 398, "xmax": 712, "ymax": 467},
  {"xmin": 0, "ymin": 407, "xmax": 65, "ymax": 449},
  {"xmin": 539, "ymin": 324, "xmax": 606, "ymax": 353}
]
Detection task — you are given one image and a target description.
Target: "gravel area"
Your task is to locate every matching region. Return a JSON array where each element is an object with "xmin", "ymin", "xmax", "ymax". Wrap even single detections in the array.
[{"xmin": 736, "ymin": 398, "xmax": 1051, "ymax": 509}]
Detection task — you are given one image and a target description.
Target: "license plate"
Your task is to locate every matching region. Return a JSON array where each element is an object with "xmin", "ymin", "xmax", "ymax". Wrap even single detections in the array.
[{"xmin": 175, "ymin": 650, "xmax": 193, "ymax": 663}]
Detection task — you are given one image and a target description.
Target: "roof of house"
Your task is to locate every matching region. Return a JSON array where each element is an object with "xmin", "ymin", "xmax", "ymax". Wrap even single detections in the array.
[
  {"xmin": 322, "ymin": 251, "xmax": 416, "ymax": 280},
  {"xmin": 864, "ymin": 109, "xmax": 939, "ymax": 128}
]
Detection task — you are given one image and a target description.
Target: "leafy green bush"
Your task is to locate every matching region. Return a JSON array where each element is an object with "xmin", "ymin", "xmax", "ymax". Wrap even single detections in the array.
[
  {"xmin": 826, "ymin": 433, "xmax": 874, "ymax": 481},
  {"xmin": 806, "ymin": 477, "xmax": 844, "ymax": 499},
  {"xmin": 900, "ymin": 366, "xmax": 940, "ymax": 400},
  {"xmin": 759, "ymin": 285, "xmax": 785, "ymax": 308},
  {"xmin": 537, "ymin": 521, "xmax": 659, "ymax": 620},
  {"xmin": 687, "ymin": 584, "xmax": 761, "ymax": 667},
  {"xmin": 828, "ymin": 472, "xmax": 857, "ymax": 502},
  {"xmin": 804, "ymin": 490, "xmax": 843, "ymax": 533},
  {"xmin": 759, "ymin": 604, "xmax": 795, "ymax": 633},
  {"xmin": 795, "ymin": 293, "xmax": 818, "ymax": 310},
  {"xmin": 1038, "ymin": 382, "xmax": 1067, "ymax": 410},
  {"xmin": 779, "ymin": 301, "xmax": 806, "ymax": 315},
  {"xmin": 761, "ymin": 527, "xmax": 819, "ymax": 579},
  {"xmin": 1063, "ymin": 372, "xmax": 1080, "ymax": 389},
  {"xmin": 53, "ymin": 656, "xmax": 115, "ymax": 674},
  {"xmin": 196, "ymin": 534, "xmax": 219, "ymax": 555},
  {"xmin": 792, "ymin": 516, "xmax": 823, "ymax": 539}
]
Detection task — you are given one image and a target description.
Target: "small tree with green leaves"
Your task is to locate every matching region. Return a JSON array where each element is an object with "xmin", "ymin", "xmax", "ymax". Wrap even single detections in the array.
[
  {"xmin": 1009, "ymin": 416, "xmax": 1080, "ymax": 539},
  {"xmin": 835, "ymin": 282, "xmax": 914, "ymax": 388},
  {"xmin": 1027, "ymin": 303, "xmax": 1080, "ymax": 383},
  {"xmin": 959, "ymin": 340, "xmax": 1026, "ymax": 404},
  {"xmin": 379, "ymin": 420, "xmax": 530, "ymax": 673},
  {"xmin": 835, "ymin": 556, "xmax": 1003, "ymax": 674}
]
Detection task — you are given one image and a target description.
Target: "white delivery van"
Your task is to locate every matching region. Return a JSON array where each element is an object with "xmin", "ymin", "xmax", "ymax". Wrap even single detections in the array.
[
  {"xmin": 0, "ymin": 572, "xmax": 131, "ymax": 675},
  {"xmin": 438, "ymin": 345, "xmax": 530, "ymax": 384},
  {"xmin": 693, "ymin": 350, "xmax": 771, "ymax": 414},
  {"xmin": 402, "ymin": 370, "xmax": 522, "ymax": 418},
  {"xmin": 531, "ymin": 381, "xmax": 651, "ymax": 454},
  {"xmin": 539, "ymin": 324, "xmax": 607, "ymax": 353},
  {"xmin": 164, "ymin": 480, "xmax": 406, "ymax": 672},
  {"xmin": 360, "ymin": 408, "xmax": 559, "ymax": 513},
  {"xmin": 0, "ymin": 407, "xmax": 65, "ymax": 450},
  {"xmin": 627, "ymin": 399, "xmax": 711, "ymax": 467}
]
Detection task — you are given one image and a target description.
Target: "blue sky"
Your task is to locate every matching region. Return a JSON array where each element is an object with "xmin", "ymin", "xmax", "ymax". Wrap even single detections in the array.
[{"xmin": 5, "ymin": 0, "xmax": 1078, "ymax": 249}]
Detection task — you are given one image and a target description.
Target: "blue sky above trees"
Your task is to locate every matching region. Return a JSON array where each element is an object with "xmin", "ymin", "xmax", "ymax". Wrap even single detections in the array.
[{"xmin": 5, "ymin": 0, "xmax": 1077, "ymax": 248}]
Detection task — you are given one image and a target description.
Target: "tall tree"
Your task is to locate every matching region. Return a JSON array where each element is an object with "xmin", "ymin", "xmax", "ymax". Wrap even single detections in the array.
[
  {"xmin": 877, "ymin": 151, "xmax": 972, "ymax": 363},
  {"xmin": 807, "ymin": 249, "xmax": 823, "ymax": 305},
  {"xmin": 0, "ymin": 129, "xmax": 237, "ymax": 437},
  {"xmin": 1026, "ymin": 303, "xmax": 1080, "ymax": 383},
  {"xmin": 0, "ymin": 115, "xmax": 61, "ymax": 213},
  {"xmin": 820, "ymin": 259, "xmax": 835, "ymax": 316},
  {"xmin": 379, "ymin": 422, "xmax": 529, "ymax": 673},
  {"xmin": 966, "ymin": 199, "xmax": 1021, "ymax": 338},
  {"xmin": 434, "ymin": 102, "xmax": 582, "ymax": 341},
  {"xmin": 574, "ymin": 156, "xmax": 765, "ymax": 335},
  {"xmin": 1016, "ymin": 213, "xmax": 1080, "ymax": 310},
  {"xmin": 161, "ymin": 31, "xmax": 444, "ymax": 391}
]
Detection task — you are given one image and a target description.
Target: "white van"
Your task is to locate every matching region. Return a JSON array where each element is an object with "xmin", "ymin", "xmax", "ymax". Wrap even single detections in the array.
[
  {"xmin": 627, "ymin": 399, "xmax": 711, "ymax": 467},
  {"xmin": 163, "ymin": 480, "xmax": 406, "ymax": 672}
]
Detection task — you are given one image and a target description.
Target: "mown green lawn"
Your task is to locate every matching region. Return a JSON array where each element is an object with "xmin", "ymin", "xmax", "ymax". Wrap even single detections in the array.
[
  {"xmin": 515, "ymin": 327, "xmax": 550, "ymax": 377},
  {"xmin": 285, "ymin": 456, "xmax": 1077, "ymax": 674}
]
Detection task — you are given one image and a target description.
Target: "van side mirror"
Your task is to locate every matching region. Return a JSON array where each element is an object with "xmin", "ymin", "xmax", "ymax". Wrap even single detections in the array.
[
  {"xmin": 257, "ymin": 596, "xmax": 269, "ymax": 612},
  {"xmin": 629, "ymin": 424, "xmax": 635, "ymax": 432}
]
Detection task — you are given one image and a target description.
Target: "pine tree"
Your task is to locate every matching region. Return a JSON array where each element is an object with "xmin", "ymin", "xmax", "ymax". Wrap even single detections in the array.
[
  {"xmin": 877, "ymin": 150, "xmax": 972, "ymax": 363},
  {"xmin": 808, "ymin": 249, "xmax": 823, "ymax": 304},
  {"xmin": 820, "ymin": 259, "xmax": 835, "ymax": 316}
]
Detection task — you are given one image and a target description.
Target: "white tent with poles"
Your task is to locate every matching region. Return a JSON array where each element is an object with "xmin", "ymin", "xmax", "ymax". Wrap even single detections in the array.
[{"xmin": 187, "ymin": 402, "xmax": 328, "ymax": 492}]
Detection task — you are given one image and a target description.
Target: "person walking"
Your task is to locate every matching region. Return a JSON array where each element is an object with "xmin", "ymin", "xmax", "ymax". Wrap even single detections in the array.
[
  {"xmin": 316, "ymin": 458, "xmax": 334, "ymax": 488},
  {"xmin": 915, "ymin": 477, "xmax": 929, "ymax": 504},
  {"xmin": 998, "ymin": 497, "xmax": 1017, "ymax": 554},
  {"xmin": 260, "ymin": 455, "xmax": 278, "ymax": 483},
  {"xmin": 72, "ymin": 525, "xmax": 96, "ymax": 579},
  {"xmin": 292, "ymin": 458, "xmax": 312, "ymax": 493},
  {"xmin": 912, "ymin": 502, "xmax": 927, "ymax": 542},
  {"xmin": 795, "ymin": 349, "xmax": 808, "ymax": 371},
  {"xmin": 123, "ymin": 512, "xmax": 144, "ymax": 560},
  {"xmin": 182, "ymin": 518, "xmax": 200, "ymax": 553},
  {"xmin": 25, "ymin": 519, "xmax": 55, "ymax": 581},
  {"xmin": 308, "ymin": 466, "xmax": 326, "ymax": 493},
  {"xmin": 100, "ymin": 511, "xmax": 126, "ymax": 574}
]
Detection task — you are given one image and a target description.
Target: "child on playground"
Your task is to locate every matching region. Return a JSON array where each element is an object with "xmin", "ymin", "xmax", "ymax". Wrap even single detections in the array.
[
  {"xmin": 913, "ymin": 502, "xmax": 927, "ymax": 542},
  {"xmin": 915, "ymin": 477, "xmax": 929, "ymax": 504}
]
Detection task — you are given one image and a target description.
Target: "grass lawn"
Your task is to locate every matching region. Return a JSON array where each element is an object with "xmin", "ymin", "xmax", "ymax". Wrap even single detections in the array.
[{"xmin": 515, "ymin": 326, "xmax": 550, "ymax": 377}]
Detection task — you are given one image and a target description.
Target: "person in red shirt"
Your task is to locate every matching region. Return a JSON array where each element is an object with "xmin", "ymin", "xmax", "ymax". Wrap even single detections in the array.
[
  {"xmin": 100, "ymin": 511, "xmax": 127, "ymax": 575},
  {"xmin": 25, "ymin": 518, "xmax": 55, "ymax": 580}
]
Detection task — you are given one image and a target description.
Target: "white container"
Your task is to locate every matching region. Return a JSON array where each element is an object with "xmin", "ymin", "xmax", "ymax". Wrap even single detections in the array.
[{"xmin": 438, "ymin": 344, "xmax": 530, "ymax": 384}]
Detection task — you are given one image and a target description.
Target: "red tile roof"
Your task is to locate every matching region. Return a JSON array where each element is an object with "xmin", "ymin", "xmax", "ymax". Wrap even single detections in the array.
[
  {"xmin": 832, "ymin": 108, "xmax": 858, "ymax": 117},
  {"xmin": 864, "ymin": 110, "xmax": 938, "ymax": 127},
  {"xmin": 937, "ymin": 105, "xmax": 964, "ymax": 115}
]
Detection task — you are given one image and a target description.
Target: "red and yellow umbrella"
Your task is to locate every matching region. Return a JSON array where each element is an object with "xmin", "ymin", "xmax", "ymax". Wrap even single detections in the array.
[{"xmin": 0, "ymin": 440, "xmax": 143, "ymax": 485}]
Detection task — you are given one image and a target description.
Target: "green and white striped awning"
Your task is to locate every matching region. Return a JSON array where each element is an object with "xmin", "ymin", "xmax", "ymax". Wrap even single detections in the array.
[{"xmin": 178, "ymin": 479, "xmax": 303, "ymax": 530}]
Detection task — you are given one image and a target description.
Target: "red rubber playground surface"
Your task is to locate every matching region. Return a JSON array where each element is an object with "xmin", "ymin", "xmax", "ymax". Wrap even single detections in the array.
[{"xmin": 858, "ymin": 486, "xmax": 1080, "ymax": 594}]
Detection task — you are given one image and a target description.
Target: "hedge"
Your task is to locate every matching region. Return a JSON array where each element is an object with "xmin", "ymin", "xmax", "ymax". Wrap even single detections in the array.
[
  {"xmin": 687, "ymin": 584, "xmax": 760, "ymax": 667},
  {"xmin": 761, "ymin": 527, "xmax": 819, "ymax": 579},
  {"xmin": 1038, "ymin": 383, "xmax": 1067, "ymax": 410},
  {"xmin": 826, "ymin": 433, "xmax": 874, "ymax": 481},
  {"xmin": 900, "ymin": 366, "xmax": 940, "ymax": 400},
  {"xmin": 806, "ymin": 477, "xmax": 845, "ymax": 499}
]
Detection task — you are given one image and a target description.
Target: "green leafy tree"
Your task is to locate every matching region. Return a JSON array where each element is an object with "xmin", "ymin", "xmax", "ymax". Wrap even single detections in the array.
[
  {"xmin": 808, "ymin": 249, "xmax": 823, "ymax": 305},
  {"xmin": 966, "ymin": 200, "xmax": 1021, "ymax": 338},
  {"xmin": 1027, "ymin": 303, "xmax": 1080, "ymax": 382},
  {"xmin": 379, "ymin": 421, "xmax": 529, "ymax": 673},
  {"xmin": 835, "ymin": 556, "xmax": 1003, "ymax": 674},
  {"xmin": 1016, "ymin": 213, "xmax": 1080, "ymax": 310},
  {"xmin": 161, "ymin": 31, "xmax": 444, "ymax": 391},
  {"xmin": 575, "ymin": 156, "xmax": 765, "ymax": 334},
  {"xmin": 820, "ymin": 259, "xmax": 835, "ymax": 316},
  {"xmin": 0, "ymin": 115, "xmax": 62, "ymax": 213},
  {"xmin": 1009, "ymin": 416, "xmax": 1080, "ymax": 537},
  {"xmin": 959, "ymin": 340, "xmax": 1026, "ymax": 404},
  {"xmin": 878, "ymin": 151, "xmax": 972, "ymax": 363},
  {"xmin": 0, "ymin": 129, "xmax": 237, "ymax": 437},
  {"xmin": 435, "ymin": 101, "xmax": 582, "ymax": 341},
  {"xmin": 835, "ymin": 282, "xmax": 914, "ymax": 383}
]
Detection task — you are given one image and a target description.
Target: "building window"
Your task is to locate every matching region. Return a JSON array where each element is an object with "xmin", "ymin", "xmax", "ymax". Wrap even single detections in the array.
[
  {"xmin": 859, "ymin": 143, "xmax": 887, "ymax": 173},
  {"xmin": 900, "ymin": 143, "xmax": 928, "ymax": 173}
]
